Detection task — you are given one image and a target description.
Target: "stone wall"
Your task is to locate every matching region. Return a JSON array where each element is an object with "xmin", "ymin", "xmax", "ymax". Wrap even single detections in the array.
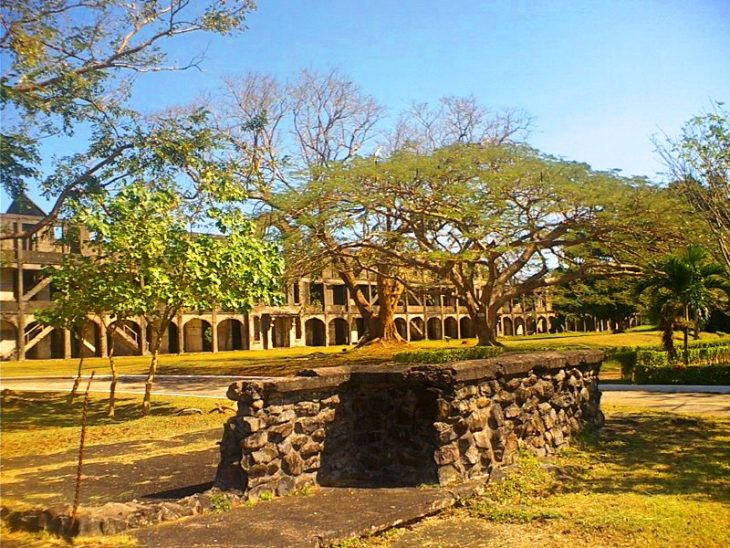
[{"xmin": 215, "ymin": 350, "xmax": 604, "ymax": 497}]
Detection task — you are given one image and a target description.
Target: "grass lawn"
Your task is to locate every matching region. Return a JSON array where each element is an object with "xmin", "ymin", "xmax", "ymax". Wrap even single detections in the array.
[
  {"xmin": 1, "ymin": 391, "xmax": 230, "ymax": 460},
  {"xmin": 3, "ymin": 330, "xmax": 725, "ymax": 380},
  {"xmin": 351, "ymin": 406, "xmax": 730, "ymax": 547}
]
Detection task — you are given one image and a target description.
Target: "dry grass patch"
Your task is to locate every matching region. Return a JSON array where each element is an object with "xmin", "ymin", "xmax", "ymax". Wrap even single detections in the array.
[
  {"xmin": 4, "ymin": 330, "xmax": 712, "ymax": 381},
  {"xmin": 356, "ymin": 407, "xmax": 730, "ymax": 547},
  {"xmin": 1, "ymin": 392, "xmax": 229, "ymax": 459}
]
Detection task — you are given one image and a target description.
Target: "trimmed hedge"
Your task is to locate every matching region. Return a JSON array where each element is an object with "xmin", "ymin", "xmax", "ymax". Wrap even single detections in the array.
[
  {"xmin": 636, "ymin": 345, "xmax": 730, "ymax": 368},
  {"xmin": 633, "ymin": 364, "xmax": 730, "ymax": 385},
  {"xmin": 393, "ymin": 346, "xmax": 504, "ymax": 364}
]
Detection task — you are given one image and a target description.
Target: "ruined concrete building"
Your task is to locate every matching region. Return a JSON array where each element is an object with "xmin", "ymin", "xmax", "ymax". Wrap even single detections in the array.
[{"xmin": 0, "ymin": 196, "xmax": 621, "ymax": 361}]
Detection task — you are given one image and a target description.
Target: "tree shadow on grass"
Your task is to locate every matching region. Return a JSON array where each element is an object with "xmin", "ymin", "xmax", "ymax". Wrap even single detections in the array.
[
  {"xmin": 0, "ymin": 392, "xmax": 202, "ymax": 431},
  {"xmin": 565, "ymin": 411, "xmax": 730, "ymax": 504}
]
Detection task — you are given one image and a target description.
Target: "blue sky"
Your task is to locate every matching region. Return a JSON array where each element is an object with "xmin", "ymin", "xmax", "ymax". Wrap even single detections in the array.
[{"xmin": 7, "ymin": 0, "xmax": 730, "ymax": 210}]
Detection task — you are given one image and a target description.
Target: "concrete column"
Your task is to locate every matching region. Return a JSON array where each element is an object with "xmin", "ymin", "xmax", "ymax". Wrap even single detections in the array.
[
  {"xmin": 178, "ymin": 316, "xmax": 186, "ymax": 354},
  {"xmin": 289, "ymin": 319, "xmax": 297, "ymax": 348},
  {"xmin": 16, "ymin": 263, "xmax": 26, "ymax": 360},
  {"xmin": 139, "ymin": 317, "xmax": 148, "ymax": 355},
  {"xmin": 64, "ymin": 329, "xmax": 72, "ymax": 359},
  {"xmin": 99, "ymin": 321, "xmax": 108, "ymax": 358},
  {"xmin": 211, "ymin": 312, "xmax": 219, "ymax": 353}
]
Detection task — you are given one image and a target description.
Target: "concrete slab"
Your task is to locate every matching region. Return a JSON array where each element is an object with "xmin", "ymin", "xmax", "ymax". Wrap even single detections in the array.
[{"xmin": 133, "ymin": 483, "xmax": 487, "ymax": 547}]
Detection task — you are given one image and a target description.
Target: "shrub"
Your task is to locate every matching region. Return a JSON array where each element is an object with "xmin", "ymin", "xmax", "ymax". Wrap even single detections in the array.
[
  {"xmin": 393, "ymin": 346, "xmax": 504, "ymax": 364},
  {"xmin": 633, "ymin": 364, "xmax": 730, "ymax": 385},
  {"xmin": 636, "ymin": 345, "xmax": 730, "ymax": 368}
]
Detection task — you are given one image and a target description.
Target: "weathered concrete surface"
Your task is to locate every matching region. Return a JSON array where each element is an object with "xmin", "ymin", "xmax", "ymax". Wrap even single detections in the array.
[
  {"xmin": 602, "ymin": 390, "xmax": 730, "ymax": 417},
  {"xmin": 133, "ymin": 482, "xmax": 487, "ymax": 547}
]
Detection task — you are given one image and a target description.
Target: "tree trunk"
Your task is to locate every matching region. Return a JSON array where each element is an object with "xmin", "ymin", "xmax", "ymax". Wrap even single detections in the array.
[
  {"xmin": 660, "ymin": 305, "xmax": 677, "ymax": 359},
  {"xmin": 371, "ymin": 272, "xmax": 405, "ymax": 344},
  {"xmin": 683, "ymin": 305, "xmax": 690, "ymax": 365},
  {"xmin": 142, "ymin": 348, "xmax": 159, "ymax": 416},
  {"xmin": 473, "ymin": 307, "xmax": 502, "ymax": 347},
  {"xmin": 68, "ymin": 324, "xmax": 87, "ymax": 404},
  {"xmin": 67, "ymin": 356, "xmax": 84, "ymax": 404},
  {"xmin": 337, "ymin": 266, "xmax": 405, "ymax": 346},
  {"xmin": 106, "ymin": 332, "xmax": 117, "ymax": 418}
]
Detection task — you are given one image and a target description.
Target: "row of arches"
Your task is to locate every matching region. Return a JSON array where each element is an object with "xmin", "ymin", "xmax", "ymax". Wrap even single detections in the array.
[{"xmin": 0, "ymin": 316, "xmax": 249, "ymax": 359}]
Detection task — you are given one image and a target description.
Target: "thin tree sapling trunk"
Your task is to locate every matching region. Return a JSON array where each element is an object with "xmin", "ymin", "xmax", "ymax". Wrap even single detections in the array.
[{"xmin": 106, "ymin": 328, "xmax": 117, "ymax": 418}]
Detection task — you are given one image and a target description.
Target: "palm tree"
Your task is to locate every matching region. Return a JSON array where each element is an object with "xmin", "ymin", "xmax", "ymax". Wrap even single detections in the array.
[{"xmin": 637, "ymin": 245, "xmax": 730, "ymax": 364}]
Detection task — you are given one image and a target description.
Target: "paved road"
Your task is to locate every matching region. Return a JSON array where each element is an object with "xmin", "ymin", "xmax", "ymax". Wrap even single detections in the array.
[
  {"xmin": 3, "ymin": 376, "xmax": 729, "ymax": 416},
  {"xmin": 0, "ymin": 375, "xmax": 257, "ymax": 399},
  {"xmin": 601, "ymin": 390, "xmax": 730, "ymax": 417}
]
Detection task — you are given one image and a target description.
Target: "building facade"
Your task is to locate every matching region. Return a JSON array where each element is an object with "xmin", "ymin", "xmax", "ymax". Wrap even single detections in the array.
[{"xmin": 0, "ymin": 197, "xmax": 626, "ymax": 361}]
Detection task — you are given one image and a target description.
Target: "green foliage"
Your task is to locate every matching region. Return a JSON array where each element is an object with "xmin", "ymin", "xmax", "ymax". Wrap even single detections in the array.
[
  {"xmin": 75, "ymin": 183, "xmax": 284, "ymax": 340},
  {"xmin": 313, "ymin": 142, "xmax": 688, "ymax": 346},
  {"xmin": 636, "ymin": 344, "xmax": 730, "ymax": 368},
  {"xmin": 633, "ymin": 363, "xmax": 730, "ymax": 385},
  {"xmin": 660, "ymin": 102, "xmax": 730, "ymax": 268},
  {"xmin": 552, "ymin": 276, "xmax": 640, "ymax": 330},
  {"xmin": 209, "ymin": 493, "xmax": 232, "ymax": 513},
  {"xmin": 393, "ymin": 346, "xmax": 504, "ymax": 363},
  {"xmin": 636, "ymin": 244, "xmax": 730, "ymax": 358}
]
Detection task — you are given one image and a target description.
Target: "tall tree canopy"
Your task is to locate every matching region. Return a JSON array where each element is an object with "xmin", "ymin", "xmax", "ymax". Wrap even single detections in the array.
[
  {"xmin": 306, "ymin": 143, "xmax": 689, "ymax": 346},
  {"xmin": 218, "ymin": 72, "xmax": 534, "ymax": 344},
  {"xmin": 658, "ymin": 103, "xmax": 730, "ymax": 269},
  {"xmin": 1, "ymin": 0, "xmax": 255, "ymax": 237}
]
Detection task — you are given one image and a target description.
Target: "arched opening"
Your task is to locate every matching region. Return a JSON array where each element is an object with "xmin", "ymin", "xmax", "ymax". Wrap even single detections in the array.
[
  {"xmin": 1, "ymin": 320, "xmax": 17, "ymax": 360},
  {"xmin": 444, "ymin": 317, "xmax": 458, "ymax": 339},
  {"xmin": 25, "ymin": 321, "xmax": 64, "ymax": 359},
  {"xmin": 217, "ymin": 319, "xmax": 244, "ymax": 351},
  {"xmin": 514, "ymin": 317, "xmax": 525, "ymax": 336},
  {"xmin": 585, "ymin": 316, "xmax": 596, "ymax": 332},
  {"xmin": 305, "ymin": 318, "xmax": 326, "ymax": 347},
  {"xmin": 72, "ymin": 320, "xmax": 102, "ymax": 358},
  {"xmin": 427, "ymin": 317, "xmax": 442, "ymax": 340},
  {"xmin": 549, "ymin": 316, "xmax": 560, "ymax": 334},
  {"xmin": 355, "ymin": 317, "xmax": 366, "ymax": 342},
  {"xmin": 409, "ymin": 317, "xmax": 425, "ymax": 341},
  {"xmin": 526, "ymin": 316, "xmax": 536, "ymax": 335},
  {"xmin": 329, "ymin": 318, "xmax": 350, "ymax": 346},
  {"xmin": 502, "ymin": 317, "xmax": 514, "ymax": 337},
  {"xmin": 272, "ymin": 316, "xmax": 292, "ymax": 348},
  {"xmin": 537, "ymin": 316, "xmax": 548, "ymax": 334},
  {"xmin": 168, "ymin": 321, "xmax": 180, "ymax": 353},
  {"xmin": 395, "ymin": 317, "xmax": 408, "ymax": 340},
  {"xmin": 184, "ymin": 318, "xmax": 212, "ymax": 353},
  {"xmin": 109, "ymin": 319, "xmax": 143, "ymax": 356},
  {"xmin": 459, "ymin": 317, "xmax": 474, "ymax": 339}
]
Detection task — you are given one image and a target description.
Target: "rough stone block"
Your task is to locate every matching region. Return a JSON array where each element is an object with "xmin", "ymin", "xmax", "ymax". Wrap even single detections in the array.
[
  {"xmin": 299, "ymin": 441, "xmax": 323, "ymax": 457},
  {"xmin": 437, "ymin": 464, "xmax": 462, "ymax": 486},
  {"xmin": 267, "ymin": 423, "xmax": 293, "ymax": 444},
  {"xmin": 283, "ymin": 451, "xmax": 304, "ymax": 476},
  {"xmin": 242, "ymin": 431, "xmax": 268, "ymax": 451},
  {"xmin": 295, "ymin": 401, "xmax": 320, "ymax": 416},
  {"xmin": 251, "ymin": 444, "xmax": 278, "ymax": 464},
  {"xmin": 434, "ymin": 444, "xmax": 459, "ymax": 465}
]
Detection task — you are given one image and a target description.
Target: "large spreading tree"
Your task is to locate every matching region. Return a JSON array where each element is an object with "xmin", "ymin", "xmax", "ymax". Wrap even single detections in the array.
[
  {"xmin": 311, "ymin": 143, "xmax": 689, "ymax": 346},
  {"xmin": 218, "ymin": 73, "xmax": 534, "ymax": 344}
]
